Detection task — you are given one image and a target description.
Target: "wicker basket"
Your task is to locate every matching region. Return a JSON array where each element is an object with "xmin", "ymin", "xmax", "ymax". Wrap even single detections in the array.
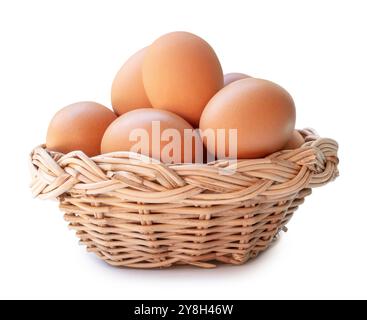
[{"xmin": 30, "ymin": 128, "xmax": 338, "ymax": 268}]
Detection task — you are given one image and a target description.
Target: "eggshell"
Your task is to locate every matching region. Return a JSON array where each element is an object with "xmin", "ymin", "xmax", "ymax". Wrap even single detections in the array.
[
  {"xmin": 224, "ymin": 72, "xmax": 251, "ymax": 86},
  {"xmin": 142, "ymin": 32, "xmax": 223, "ymax": 126},
  {"xmin": 199, "ymin": 78, "xmax": 296, "ymax": 159},
  {"xmin": 111, "ymin": 48, "xmax": 151, "ymax": 115},
  {"xmin": 46, "ymin": 101, "xmax": 117, "ymax": 156},
  {"xmin": 283, "ymin": 130, "xmax": 305, "ymax": 149},
  {"xmin": 101, "ymin": 108, "xmax": 197, "ymax": 163}
]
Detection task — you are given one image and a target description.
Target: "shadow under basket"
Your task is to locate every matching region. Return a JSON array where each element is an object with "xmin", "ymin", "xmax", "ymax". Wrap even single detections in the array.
[{"xmin": 30, "ymin": 128, "xmax": 339, "ymax": 269}]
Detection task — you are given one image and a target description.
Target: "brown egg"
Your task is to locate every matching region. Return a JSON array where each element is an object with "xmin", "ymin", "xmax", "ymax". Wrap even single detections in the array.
[
  {"xmin": 46, "ymin": 101, "xmax": 117, "ymax": 156},
  {"xmin": 283, "ymin": 130, "xmax": 305, "ymax": 149},
  {"xmin": 199, "ymin": 78, "xmax": 296, "ymax": 159},
  {"xmin": 111, "ymin": 48, "xmax": 151, "ymax": 116},
  {"xmin": 101, "ymin": 108, "xmax": 198, "ymax": 163},
  {"xmin": 224, "ymin": 72, "xmax": 251, "ymax": 86},
  {"xmin": 142, "ymin": 32, "xmax": 223, "ymax": 126}
]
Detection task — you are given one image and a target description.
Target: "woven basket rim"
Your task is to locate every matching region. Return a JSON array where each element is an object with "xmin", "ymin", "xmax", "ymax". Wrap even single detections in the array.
[{"xmin": 30, "ymin": 128, "xmax": 339, "ymax": 203}]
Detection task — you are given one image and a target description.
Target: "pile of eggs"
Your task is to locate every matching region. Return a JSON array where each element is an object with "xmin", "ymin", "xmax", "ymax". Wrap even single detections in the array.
[{"xmin": 46, "ymin": 31, "xmax": 304, "ymax": 163}]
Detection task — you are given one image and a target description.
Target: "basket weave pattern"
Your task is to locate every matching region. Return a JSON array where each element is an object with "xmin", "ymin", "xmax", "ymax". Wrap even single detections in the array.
[{"xmin": 30, "ymin": 129, "xmax": 338, "ymax": 268}]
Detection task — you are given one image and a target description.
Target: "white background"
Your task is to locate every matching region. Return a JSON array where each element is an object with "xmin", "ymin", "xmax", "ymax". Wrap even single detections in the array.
[{"xmin": 0, "ymin": 0, "xmax": 366, "ymax": 300}]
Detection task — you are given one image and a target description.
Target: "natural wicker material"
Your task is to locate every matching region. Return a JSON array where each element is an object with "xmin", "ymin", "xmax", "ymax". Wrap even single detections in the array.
[{"xmin": 30, "ymin": 128, "xmax": 338, "ymax": 268}]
